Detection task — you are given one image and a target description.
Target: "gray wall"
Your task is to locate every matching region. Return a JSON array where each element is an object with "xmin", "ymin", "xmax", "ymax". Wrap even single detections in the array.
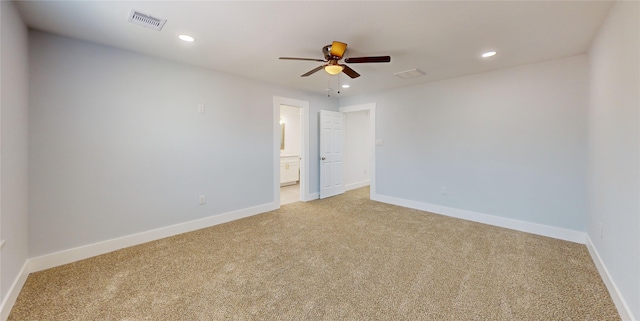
[
  {"xmin": 0, "ymin": 1, "xmax": 30, "ymax": 304},
  {"xmin": 587, "ymin": 1, "xmax": 639, "ymax": 318},
  {"xmin": 340, "ymin": 55, "xmax": 588, "ymax": 231},
  {"xmin": 28, "ymin": 31, "xmax": 337, "ymax": 257},
  {"xmin": 6, "ymin": 3, "xmax": 639, "ymax": 318}
]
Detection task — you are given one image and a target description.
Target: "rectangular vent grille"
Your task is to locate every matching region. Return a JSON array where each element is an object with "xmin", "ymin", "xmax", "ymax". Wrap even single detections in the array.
[
  {"xmin": 394, "ymin": 69, "xmax": 426, "ymax": 79},
  {"xmin": 128, "ymin": 9, "xmax": 166, "ymax": 31}
]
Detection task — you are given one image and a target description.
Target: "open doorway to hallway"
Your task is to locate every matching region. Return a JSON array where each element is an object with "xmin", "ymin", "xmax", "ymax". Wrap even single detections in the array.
[
  {"xmin": 340, "ymin": 103, "xmax": 376, "ymax": 199},
  {"xmin": 343, "ymin": 109, "xmax": 371, "ymax": 191}
]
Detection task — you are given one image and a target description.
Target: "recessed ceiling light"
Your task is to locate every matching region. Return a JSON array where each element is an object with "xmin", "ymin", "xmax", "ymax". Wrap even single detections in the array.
[
  {"xmin": 178, "ymin": 34, "xmax": 195, "ymax": 42},
  {"xmin": 482, "ymin": 51, "xmax": 497, "ymax": 58},
  {"xmin": 341, "ymin": 84, "xmax": 350, "ymax": 88}
]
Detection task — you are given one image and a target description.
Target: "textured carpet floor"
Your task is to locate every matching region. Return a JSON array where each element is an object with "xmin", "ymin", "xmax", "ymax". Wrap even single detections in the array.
[{"xmin": 9, "ymin": 187, "xmax": 619, "ymax": 320}]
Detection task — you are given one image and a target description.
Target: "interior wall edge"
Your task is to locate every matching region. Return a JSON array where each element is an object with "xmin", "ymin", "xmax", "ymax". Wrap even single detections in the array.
[
  {"xmin": 345, "ymin": 180, "xmax": 370, "ymax": 191},
  {"xmin": 2, "ymin": 199, "xmax": 273, "ymax": 319},
  {"xmin": 0, "ymin": 261, "xmax": 28, "ymax": 321},
  {"xmin": 27, "ymin": 201, "xmax": 278, "ymax": 274},
  {"xmin": 370, "ymin": 193, "xmax": 637, "ymax": 316},
  {"xmin": 585, "ymin": 236, "xmax": 634, "ymax": 321},
  {"xmin": 371, "ymin": 192, "xmax": 586, "ymax": 244}
]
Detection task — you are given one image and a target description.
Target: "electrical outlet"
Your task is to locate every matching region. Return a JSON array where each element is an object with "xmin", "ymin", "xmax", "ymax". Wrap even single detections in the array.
[
  {"xmin": 199, "ymin": 195, "xmax": 206, "ymax": 205},
  {"xmin": 598, "ymin": 222, "xmax": 603, "ymax": 238},
  {"xmin": 441, "ymin": 187, "xmax": 447, "ymax": 195},
  {"xmin": 364, "ymin": 169, "xmax": 367, "ymax": 175},
  {"xmin": 198, "ymin": 104, "xmax": 205, "ymax": 114}
]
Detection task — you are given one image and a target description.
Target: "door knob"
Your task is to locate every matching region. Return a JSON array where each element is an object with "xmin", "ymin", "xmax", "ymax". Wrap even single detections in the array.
[{"xmin": 321, "ymin": 157, "xmax": 326, "ymax": 160}]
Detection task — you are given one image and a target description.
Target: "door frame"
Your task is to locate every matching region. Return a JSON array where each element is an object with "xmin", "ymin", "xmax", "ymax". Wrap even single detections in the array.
[
  {"xmin": 339, "ymin": 103, "xmax": 376, "ymax": 199},
  {"xmin": 273, "ymin": 96, "xmax": 310, "ymax": 206}
]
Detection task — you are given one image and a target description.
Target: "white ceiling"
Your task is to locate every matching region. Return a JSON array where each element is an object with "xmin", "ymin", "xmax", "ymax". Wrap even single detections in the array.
[{"xmin": 15, "ymin": 1, "xmax": 614, "ymax": 97}]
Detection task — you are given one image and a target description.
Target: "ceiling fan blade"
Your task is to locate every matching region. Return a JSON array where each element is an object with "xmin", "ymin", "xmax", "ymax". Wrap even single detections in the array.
[
  {"xmin": 344, "ymin": 56, "xmax": 391, "ymax": 64},
  {"xmin": 280, "ymin": 57, "xmax": 326, "ymax": 62},
  {"xmin": 342, "ymin": 65, "xmax": 361, "ymax": 79},
  {"xmin": 330, "ymin": 41, "xmax": 348, "ymax": 58},
  {"xmin": 301, "ymin": 65, "xmax": 325, "ymax": 77}
]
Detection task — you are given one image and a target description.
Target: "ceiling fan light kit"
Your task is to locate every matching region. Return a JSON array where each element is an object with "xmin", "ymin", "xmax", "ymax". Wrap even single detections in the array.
[
  {"xmin": 279, "ymin": 41, "xmax": 391, "ymax": 79},
  {"xmin": 324, "ymin": 64, "xmax": 344, "ymax": 75}
]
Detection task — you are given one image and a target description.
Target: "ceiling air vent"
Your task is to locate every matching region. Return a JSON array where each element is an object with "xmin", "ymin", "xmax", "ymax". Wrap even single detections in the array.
[
  {"xmin": 394, "ymin": 69, "xmax": 426, "ymax": 79},
  {"xmin": 128, "ymin": 9, "xmax": 166, "ymax": 31}
]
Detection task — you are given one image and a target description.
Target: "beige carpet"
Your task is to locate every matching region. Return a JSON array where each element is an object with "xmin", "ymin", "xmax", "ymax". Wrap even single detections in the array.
[{"xmin": 9, "ymin": 187, "xmax": 619, "ymax": 320}]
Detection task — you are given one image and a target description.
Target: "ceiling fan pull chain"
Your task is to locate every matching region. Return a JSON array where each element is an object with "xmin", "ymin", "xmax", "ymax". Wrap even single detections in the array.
[{"xmin": 327, "ymin": 80, "xmax": 331, "ymax": 97}]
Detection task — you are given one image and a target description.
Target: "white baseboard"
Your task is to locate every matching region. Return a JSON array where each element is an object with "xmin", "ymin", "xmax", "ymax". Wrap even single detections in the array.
[
  {"xmin": 585, "ymin": 236, "xmax": 634, "ymax": 321},
  {"xmin": 0, "ymin": 261, "xmax": 29, "ymax": 321},
  {"xmin": 1, "ymin": 201, "xmax": 278, "ymax": 320},
  {"xmin": 371, "ymin": 193, "xmax": 586, "ymax": 244},
  {"xmin": 305, "ymin": 192, "xmax": 319, "ymax": 201},
  {"xmin": 369, "ymin": 194, "xmax": 638, "ymax": 318},
  {"xmin": 345, "ymin": 180, "xmax": 370, "ymax": 191},
  {"xmin": 5, "ymin": 195, "xmax": 618, "ymax": 320},
  {"xmin": 27, "ymin": 201, "xmax": 278, "ymax": 273}
]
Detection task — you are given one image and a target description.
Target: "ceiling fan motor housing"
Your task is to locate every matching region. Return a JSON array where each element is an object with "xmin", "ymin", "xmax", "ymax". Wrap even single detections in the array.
[
  {"xmin": 323, "ymin": 41, "xmax": 348, "ymax": 60},
  {"xmin": 329, "ymin": 41, "xmax": 348, "ymax": 58},
  {"xmin": 322, "ymin": 45, "xmax": 333, "ymax": 60}
]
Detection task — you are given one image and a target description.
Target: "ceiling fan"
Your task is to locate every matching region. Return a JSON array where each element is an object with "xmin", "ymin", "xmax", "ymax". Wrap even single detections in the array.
[{"xmin": 279, "ymin": 41, "xmax": 391, "ymax": 79}]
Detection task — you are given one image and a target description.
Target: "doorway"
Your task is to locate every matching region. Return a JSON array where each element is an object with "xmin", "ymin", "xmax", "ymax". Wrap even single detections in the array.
[
  {"xmin": 280, "ymin": 104, "xmax": 302, "ymax": 205},
  {"xmin": 273, "ymin": 96, "xmax": 310, "ymax": 207},
  {"xmin": 340, "ymin": 103, "xmax": 376, "ymax": 199}
]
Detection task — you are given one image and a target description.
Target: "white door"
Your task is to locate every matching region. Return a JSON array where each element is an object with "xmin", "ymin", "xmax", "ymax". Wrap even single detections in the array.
[{"xmin": 320, "ymin": 110, "xmax": 345, "ymax": 198}]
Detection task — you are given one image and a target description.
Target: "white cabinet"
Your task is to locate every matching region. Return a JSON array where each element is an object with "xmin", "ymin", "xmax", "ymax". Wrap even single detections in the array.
[{"xmin": 280, "ymin": 156, "xmax": 299, "ymax": 186}]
